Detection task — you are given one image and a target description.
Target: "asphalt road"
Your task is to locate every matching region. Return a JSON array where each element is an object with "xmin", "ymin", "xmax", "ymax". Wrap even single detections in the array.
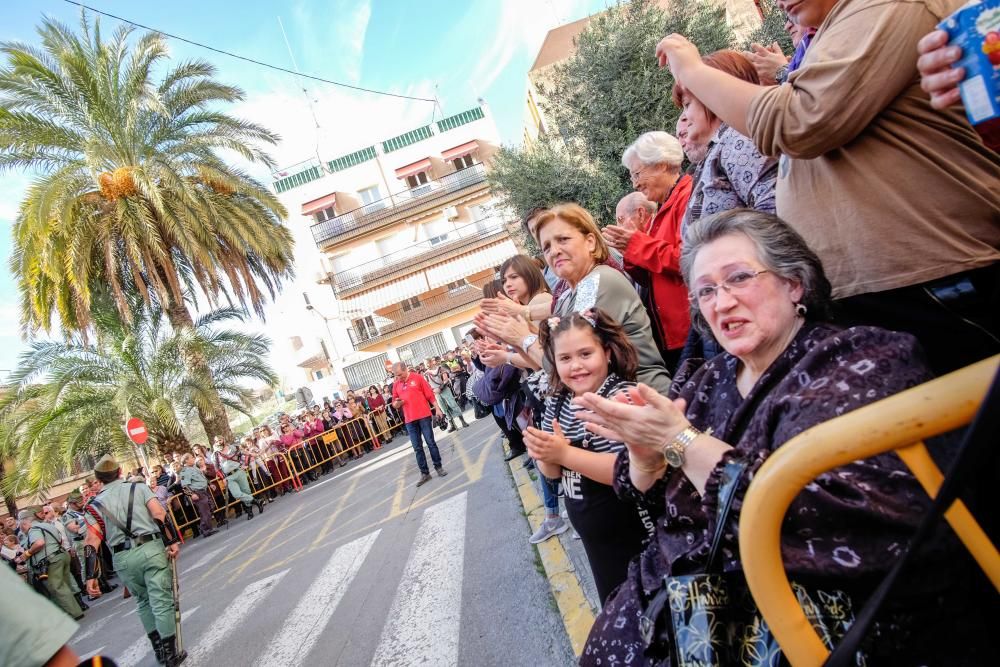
[{"xmin": 68, "ymin": 415, "xmax": 576, "ymax": 667}]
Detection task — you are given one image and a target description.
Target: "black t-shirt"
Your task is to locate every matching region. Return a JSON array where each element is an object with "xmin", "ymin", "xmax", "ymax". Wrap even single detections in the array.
[{"xmin": 542, "ymin": 375, "xmax": 655, "ymax": 603}]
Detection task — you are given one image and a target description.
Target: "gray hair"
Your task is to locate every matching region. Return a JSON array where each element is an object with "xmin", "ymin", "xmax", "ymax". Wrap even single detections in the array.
[
  {"xmin": 391, "ymin": 361, "xmax": 407, "ymax": 373},
  {"xmin": 616, "ymin": 192, "xmax": 658, "ymax": 218},
  {"xmin": 621, "ymin": 131, "xmax": 684, "ymax": 170},
  {"xmin": 680, "ymin": 209, "xmax": 833, "ymax": 334}
]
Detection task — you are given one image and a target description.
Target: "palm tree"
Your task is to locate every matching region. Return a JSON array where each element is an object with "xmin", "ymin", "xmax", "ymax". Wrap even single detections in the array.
[
  {"xmin": 0, "ymin": 292, "xmax": 277, "ymax": 498},
  {"xmin": 0, "ymin": 14, "xmax": 294, "ymax": 443}
]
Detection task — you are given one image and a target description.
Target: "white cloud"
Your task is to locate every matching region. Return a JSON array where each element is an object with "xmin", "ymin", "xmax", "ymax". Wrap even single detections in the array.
[{"xmin": 463, "ymin": 0, "xmax": 596, "ymax": 95}]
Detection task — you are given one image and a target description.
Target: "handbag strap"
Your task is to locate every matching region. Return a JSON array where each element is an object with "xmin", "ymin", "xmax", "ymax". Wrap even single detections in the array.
[{"xmin": 825, "ymin": 366, "xmax": 1000, "ymax": 666}]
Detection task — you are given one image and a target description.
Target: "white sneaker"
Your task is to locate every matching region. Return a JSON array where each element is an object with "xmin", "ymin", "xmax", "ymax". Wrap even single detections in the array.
[{"xmin": 529, "ymin": 516, "xmax": 569, "ymax": 544}]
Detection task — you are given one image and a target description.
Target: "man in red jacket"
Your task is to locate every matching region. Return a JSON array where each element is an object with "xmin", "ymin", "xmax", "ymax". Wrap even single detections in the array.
[
  {"xmin": 391, "ymin": 362, "xmax": 447, "ymax": 487},
  {"xmin": 604, "ymin": 131, "xmax": 693, "ymax": 372}
]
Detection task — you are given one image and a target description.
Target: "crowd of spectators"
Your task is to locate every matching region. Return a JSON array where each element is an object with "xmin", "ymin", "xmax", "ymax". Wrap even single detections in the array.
[{"xmin": 464, "ymin": 6, "xmax": 997, "ymax": 664}]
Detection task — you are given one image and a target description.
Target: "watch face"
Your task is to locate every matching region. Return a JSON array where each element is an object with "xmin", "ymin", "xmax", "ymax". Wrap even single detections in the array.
[{"xmin": 664, "ymin": 447, "xmax": 684, "ymax": 468}]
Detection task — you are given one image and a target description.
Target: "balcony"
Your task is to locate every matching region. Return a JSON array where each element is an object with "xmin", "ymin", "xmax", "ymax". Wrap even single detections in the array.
[
  {"xmin": 328, "ymin": 218, "xmax": 508, "ymax": 297},
  {"xmin": 348, "ymin": 278, "xmax": 490, "ymax": 349},
  {"xmin": 311, "ymin": 163, "xmax": 488, "ymax": 248}
]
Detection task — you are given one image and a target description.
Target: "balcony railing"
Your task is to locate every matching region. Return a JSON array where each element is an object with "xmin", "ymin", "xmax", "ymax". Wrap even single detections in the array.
[
  {"xmin": 329, "ymin": 218, "xmax": 507, "ymax": 296},
  {"xmin": 348, "ymin": 278, "xmax": 490, "ymax": 348},
  {"xmin": 311, "ymin": 163, "xmax": 488, "ymax": 247}
]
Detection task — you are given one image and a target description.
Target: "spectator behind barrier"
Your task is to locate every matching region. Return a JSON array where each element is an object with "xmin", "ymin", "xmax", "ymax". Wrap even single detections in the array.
[
  {"xmin": 573, "ymin": 209, "xmax": 991, "ymax": 665},
  {"xmin": 606, "ymin": 130, "xmax": 693, "ymax": 369},
  {"xmin": 657, "ymin": 0, "xmax": 1000, "ymax": 375}
]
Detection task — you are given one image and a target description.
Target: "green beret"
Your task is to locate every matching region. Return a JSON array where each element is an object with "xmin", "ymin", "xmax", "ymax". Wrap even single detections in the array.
[{"xmin": 94, "ymin": 454, "xmax": 120, "ymax": 474}]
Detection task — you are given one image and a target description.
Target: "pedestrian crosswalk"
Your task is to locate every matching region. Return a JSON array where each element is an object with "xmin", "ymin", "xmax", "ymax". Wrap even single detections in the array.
[{"xmin": 72, "ymin": 491, "xmax": 471, "ymax": 667}]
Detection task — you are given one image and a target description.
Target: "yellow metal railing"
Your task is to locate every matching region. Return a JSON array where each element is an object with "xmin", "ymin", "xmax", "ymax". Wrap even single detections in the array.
[{"xmin": 739, "ymin": 355, "xmax": 1000, "ymax": 666}]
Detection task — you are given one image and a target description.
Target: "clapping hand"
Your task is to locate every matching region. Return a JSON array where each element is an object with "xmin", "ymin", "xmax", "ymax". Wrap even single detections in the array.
[
  {"xmin": 573, "ymin": 384, "xmax": 690, "ymax": 468},
  {"xmin": 744, "ymin": 42, "xmax": 788, "ymax": 86},
  {"xmin": 524, "ymin": 420, "xmax": 570, "ymax": 466},
  {"xmin": 602, "ymin": 224, "xmax": 638, "ymax": 251}
]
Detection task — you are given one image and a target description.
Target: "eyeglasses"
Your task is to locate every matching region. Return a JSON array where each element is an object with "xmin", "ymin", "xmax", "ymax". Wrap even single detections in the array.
[
  {"xmin": 629, "ymin": 164, "xmax": 652, "ymax": 185},
  {"xmin": 690, "ymin": 269, "xmax": 771, "ymax": 305}
]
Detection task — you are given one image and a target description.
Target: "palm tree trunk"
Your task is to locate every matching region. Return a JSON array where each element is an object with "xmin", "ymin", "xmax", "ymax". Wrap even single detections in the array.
[
  {"xmin": 0, "ymin": 459, "xmax": 17, "ymax": 517},
  {"xmin": 162, "ymin": 297, "xmax": 235, "ymax": 444}
]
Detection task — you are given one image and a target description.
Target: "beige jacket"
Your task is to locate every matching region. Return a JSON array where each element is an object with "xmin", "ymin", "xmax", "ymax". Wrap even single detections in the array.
[{"xmin": 747, "ymin": 0, "xmax": 1000, "ymax": 299}]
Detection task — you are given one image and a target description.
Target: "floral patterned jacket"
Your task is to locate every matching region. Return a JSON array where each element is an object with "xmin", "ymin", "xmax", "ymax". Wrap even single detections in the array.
[{"xmin": 614, "ymin": 322, "xmax": 933, "ymax": 593}]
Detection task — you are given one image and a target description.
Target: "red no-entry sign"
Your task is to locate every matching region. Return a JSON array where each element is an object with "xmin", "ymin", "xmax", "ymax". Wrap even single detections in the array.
[{"xmin": 126, "ymin": 417, "xmax": 149, "ymax": 445}]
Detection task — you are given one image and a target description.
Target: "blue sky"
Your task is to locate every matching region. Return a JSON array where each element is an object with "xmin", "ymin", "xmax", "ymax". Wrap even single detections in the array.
[{"xmin": 0, "ymin": 0, "xmax": 607, "ymax": 378}]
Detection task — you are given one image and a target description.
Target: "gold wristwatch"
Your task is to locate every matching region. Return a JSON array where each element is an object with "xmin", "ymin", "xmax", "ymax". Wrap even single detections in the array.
[{"xmin": 661, "ymin": 425, "xmax": 701, "ymax": 468}]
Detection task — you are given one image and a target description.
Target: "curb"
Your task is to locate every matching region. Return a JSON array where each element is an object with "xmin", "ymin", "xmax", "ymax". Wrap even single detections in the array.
[{"xmin": 508, "ymin": 453, "xmax": 595, "ymax": 658}]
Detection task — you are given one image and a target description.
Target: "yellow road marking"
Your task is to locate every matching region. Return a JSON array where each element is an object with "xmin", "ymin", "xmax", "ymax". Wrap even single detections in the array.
[
  {"xmin": 388, "ymin": 467, "xmax": 408, "ymax": 519},
  {"xmin": 310, "ymin": 474, "xmax": 361, "ymax": 548}
]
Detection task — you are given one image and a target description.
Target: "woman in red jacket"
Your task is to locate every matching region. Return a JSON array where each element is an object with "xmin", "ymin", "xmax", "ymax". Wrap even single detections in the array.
[{"xmin": 604, "ymin": 130, "xmax": 692, "ymax": 372}]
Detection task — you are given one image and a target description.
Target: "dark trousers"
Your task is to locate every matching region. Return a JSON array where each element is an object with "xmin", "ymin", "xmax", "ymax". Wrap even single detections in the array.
[
  {"xmin": 405, "ymin": 417, "xmax": 442, "ymax": 475},
  {"xmin": 834, "ymin": 264, "xmax": 999, "ymax": 376},
  {"xmin": 492, "ymin": 413, "xmax": 525, "ymax": 454},
  {"xmin": 191, "ymin": 491, "xmax": 214, "ymax": 533}
]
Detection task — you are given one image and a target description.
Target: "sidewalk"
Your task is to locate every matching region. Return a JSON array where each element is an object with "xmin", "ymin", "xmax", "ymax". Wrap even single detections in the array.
[{"xmin": 504, "ymin": 439, "xmax": 599, "ymax": 658}]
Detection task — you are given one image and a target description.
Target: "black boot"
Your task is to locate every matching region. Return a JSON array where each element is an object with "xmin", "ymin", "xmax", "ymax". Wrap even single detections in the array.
[
  {"xmin": 245, "ymin": 502, "xmax": 254, "ymax": 520},
  {"xmin": 253, "ymin": 498, "xmax": 265, "ymax": 515},
  {"xmin": 148, "ymin": 630, "xmax": 165, "ymax": 664},
  {"xmin": 75, "ymin": 593, "xmax": 90, "ymax": 611},
  {"xmin": 460, "ymin": 416, "xmax": 469, "ymax": 428},
  {"xmin": 161, "ymin": 633, "xmax": 187, "ymax": 667},
  {"xmin": 447, "ymin": 419, "xmax": 457, "ymax": 432}
]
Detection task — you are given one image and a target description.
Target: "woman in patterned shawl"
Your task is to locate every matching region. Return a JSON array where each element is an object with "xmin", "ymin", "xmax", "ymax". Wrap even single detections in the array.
[{"xmin": 573, "ymin": 210, "xmax": 988, "ymax": 665}]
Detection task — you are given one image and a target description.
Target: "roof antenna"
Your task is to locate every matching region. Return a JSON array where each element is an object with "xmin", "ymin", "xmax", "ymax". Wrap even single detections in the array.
[{"xmin": 278, "ymin": 16, "xmax": 324, "ymax": 168}]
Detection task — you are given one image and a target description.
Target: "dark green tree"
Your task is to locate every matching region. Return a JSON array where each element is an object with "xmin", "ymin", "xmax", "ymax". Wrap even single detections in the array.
[{"xmin": 488, "ymin": 0, "xmax": 732, "ymax": 227}]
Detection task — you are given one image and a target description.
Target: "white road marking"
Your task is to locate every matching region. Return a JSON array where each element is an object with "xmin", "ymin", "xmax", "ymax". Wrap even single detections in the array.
[
  {"xmin": 252, "ymin": 530, "xmax": 381, "ymax": 667},
  {"xmin": 371, "ymin": 491, "xmax": 467, "ymax": 667},
  {"xmin": 117, "ymin": 606, "xmax": 200, "ymax": 667},
  {"xmin": 183, "ymin": 544, "xmax": 226, "ymax": 572},
  {"xmin": 73, "ymin": 613, "xmax": 117, "ymax": 642},
  {"xmin": 81, "ymin": 646, "xmax": 105, "ymax": 661},
  {"xmin": 184, "ymin": 570, "xmax": 288, "ymax": 666}
]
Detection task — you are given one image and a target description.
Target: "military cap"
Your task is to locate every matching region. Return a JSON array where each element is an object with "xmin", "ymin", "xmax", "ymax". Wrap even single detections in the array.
[{"xmin": 94, "ymin": 454, "xmax": 121, "ymax": 474}]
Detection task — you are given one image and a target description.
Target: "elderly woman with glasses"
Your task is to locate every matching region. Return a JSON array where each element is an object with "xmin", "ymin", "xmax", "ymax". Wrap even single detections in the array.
[
  {"xmin": 604, "ymin": 131, "xmax": 693, "ymax": 369},
  {"xmin": 572, "ymin": 210, "xmax": 986, "ymax": 665}
]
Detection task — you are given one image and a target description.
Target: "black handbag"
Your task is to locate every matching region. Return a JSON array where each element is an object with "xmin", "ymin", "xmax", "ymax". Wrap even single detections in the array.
[
  {"xmin": 472, "ymin": 399, "xmax": 491, "ymax": 420},
  {"xmin": 639, "ymin": 463, "xmax": 862, "ymax": 667}
]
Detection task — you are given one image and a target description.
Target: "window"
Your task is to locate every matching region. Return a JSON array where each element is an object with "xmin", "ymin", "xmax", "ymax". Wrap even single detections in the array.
[
  {"xmin": 313, "ymin": 370, "xmax": 325, "ymax": 380},
  {"xmin": 314, "ymin": 206, "xmax": 336, "ymax": 223},
  {"xmin": 400, "ymin": 296, "xmax": 422, "ymax": 312},
  {"xmin": 406, "ymin": 171, "xmax": 429, "ymax": 189},
  {"xmin": 446, "ymin": 279, "xmax": 468, "ymax": 293},
  {"xmin": 353, "ymin": 316, "xmax": 378, "ymax": 341},
  {"xmin": 343, "ymin": 353, "xmax": 389, "ymax": 389},
  {"xmin": 452, "ymin": 154, "xmax": 474, "ymax": 171},
  {"xmin": 359, "ymin": 185, "xmax": 381, "ymax": 205},
  {"xmin": 428, "ymin": 233, "xmax": 449, "ymax": 245},
  {"xmin": 397, "ymin": 334, "xmax": 448, "ymax": 364}
]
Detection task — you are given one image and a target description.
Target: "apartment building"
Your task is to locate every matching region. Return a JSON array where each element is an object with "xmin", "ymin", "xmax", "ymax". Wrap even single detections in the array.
[{"xmin": 271, "ymin": 103, "xmax": 516, "ymax": 393}]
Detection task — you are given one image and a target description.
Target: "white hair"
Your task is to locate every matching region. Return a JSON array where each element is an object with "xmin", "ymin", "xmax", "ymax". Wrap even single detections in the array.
[{"xmin": 621, "ymin": 131, "xmax": 684, "ymax": 170}]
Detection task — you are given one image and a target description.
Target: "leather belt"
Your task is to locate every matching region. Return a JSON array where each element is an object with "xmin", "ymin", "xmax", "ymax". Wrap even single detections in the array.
[{"xmin": 112, "ymin": 533, "xmax": 160, "ymax": 553}]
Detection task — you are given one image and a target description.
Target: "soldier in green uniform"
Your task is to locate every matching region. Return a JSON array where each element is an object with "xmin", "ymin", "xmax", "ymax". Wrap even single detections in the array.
[
  {"xmin": 0, "ymin": 564, "xmax": 81, "ymax": 666},
  {"xmin": 15, "ymin": 505, "xmax": 84, "ymax": 620},
  {"xmin": 178, "ymin": 453, "xmax": 218, "ymax": 538},
  {"xmin": 83, "ymin": 455, "xmax": 187, "ymax": 666},
  {"xmin": 212, "ymin": 440, "xmax": 264, "ymax": 520}
]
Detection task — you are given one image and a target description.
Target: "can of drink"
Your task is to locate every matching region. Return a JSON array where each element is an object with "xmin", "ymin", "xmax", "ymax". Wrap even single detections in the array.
[{"xmin": 939, "ymin": 0, "xmax": 1000, "ymax": 125}]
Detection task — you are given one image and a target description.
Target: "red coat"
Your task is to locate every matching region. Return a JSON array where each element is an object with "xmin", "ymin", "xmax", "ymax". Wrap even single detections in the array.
[
  {"xmin": 623, "ymin": 175, "xmax": 693, "ymax": 350},
  {"xmin": 391, "ymin": 371, "xmax": 436, "ymax": 423}
]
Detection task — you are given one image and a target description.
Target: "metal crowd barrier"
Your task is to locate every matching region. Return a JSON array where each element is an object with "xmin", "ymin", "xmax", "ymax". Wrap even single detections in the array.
[{"xmin": 166, "ymin": 451, "xmax": 300, "ymax": 540}]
